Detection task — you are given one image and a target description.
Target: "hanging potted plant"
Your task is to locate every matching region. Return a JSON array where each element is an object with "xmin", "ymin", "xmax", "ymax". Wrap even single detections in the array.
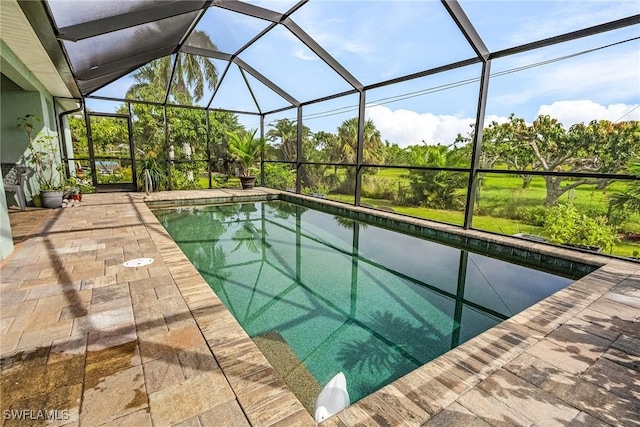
[
  {"xmin": 18, "ymin": 114, "xmax": 65, "ymax": 208},
  {"xmin": 225, "ymin": 129, "xmax": 265, "ymax": 190}
]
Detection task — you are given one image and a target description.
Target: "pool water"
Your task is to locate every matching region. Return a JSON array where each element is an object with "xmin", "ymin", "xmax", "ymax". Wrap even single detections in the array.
[{"xmin": 155, "ymin": 201, "xmax": 574, "ymax": 406}]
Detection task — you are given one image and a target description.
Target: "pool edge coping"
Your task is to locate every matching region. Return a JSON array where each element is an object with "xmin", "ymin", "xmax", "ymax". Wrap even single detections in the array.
[{"xmin": 141, "ymin": 188, "xmax": 639, "ymax": 426}]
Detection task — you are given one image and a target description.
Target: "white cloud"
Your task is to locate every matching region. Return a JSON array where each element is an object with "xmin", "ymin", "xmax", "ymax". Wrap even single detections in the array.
[
  {"xmin": 364, "ymin": 101, "xmax": 638, "ymax": 148},
  {"xmin": 365, "ymin": 105, "xmax": 497, "ymax": 148},
  {"xmin": 509, "ymin": 2, "xmax": 636, "ymax": 47},
  {"xmin": 294, "ymin": 48, "xmax": 318, "ymax": 61},
  {"xmin": 537, "ymin": 100, "xmax": 640, "ymax": 126},
  {"xmin": 534, "ymin": 51, "xmax": 640, "ymax": 102},
  {"xmin": 488, "ymin": 47, "xmax": 640, "ymax": 118}
]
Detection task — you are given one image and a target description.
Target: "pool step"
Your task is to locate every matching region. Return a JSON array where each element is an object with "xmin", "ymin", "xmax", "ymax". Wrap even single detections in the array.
[{"xmin": 252, "ymin": 330, "xmax": 321, "ymax": 414}]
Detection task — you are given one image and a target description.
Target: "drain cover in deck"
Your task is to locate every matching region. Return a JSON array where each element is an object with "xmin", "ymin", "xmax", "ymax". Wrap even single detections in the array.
[{"xmin": 123, "ymin": 258, "xmax": 154, "ymax": 267}]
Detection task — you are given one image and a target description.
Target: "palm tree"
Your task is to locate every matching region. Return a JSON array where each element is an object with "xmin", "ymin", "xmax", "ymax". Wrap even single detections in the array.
[
  {"xmin": 265, "ymin": 118, "xmax": 322, "ymax": 188},
  {"xmin": 126, "ymin": 30, "xmax": 218, "ymax": 104},
  {"xmin": 266, "ymin": 118, "xmax": 308, "ymax": 161},
  {"xmin": 336, "ymin": 118, "xmax": 385, "ymax": 165},
  {"xmin": 609, "ymin": 161, "xmax": 640, "ymax": 219},
  {"xmin": 405, "ymin": 144, "xmax": 468, "ymax": 209},
  {"xmin": 126, "ymin": 59, "xmax": 171, "ymax": 102},
  {"xmin": 333, "ymin": 118, "xmax": 385, "ymax": 192},
  {"xmin": 314, "ymin": 131, "xmax": 338, "ymax": 164},
  {"xmin": 226, "ymin": 129, "xmax": 265, "ymax": 177}
]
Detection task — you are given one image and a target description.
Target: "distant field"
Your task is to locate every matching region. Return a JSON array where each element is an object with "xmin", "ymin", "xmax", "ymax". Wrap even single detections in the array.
[
  {"xmin": 328, "ymin": 170, "xmax": 640, "ymax": 258},
  {"xmin": 371, "ymin": 169, "xmax": 627, "ymax": 213}
]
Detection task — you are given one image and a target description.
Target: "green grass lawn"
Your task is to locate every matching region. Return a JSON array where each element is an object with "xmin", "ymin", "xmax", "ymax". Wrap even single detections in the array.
[
  {"xmin": 374, "ymin": 168, "xmax": 409, "ymax": 179},
  {"xmin": 370, "ymin": 170, "xmax": 626, "ymax": 214},
  {"xmin": 476, "ymin": 174, "xmax": 626, "ymax": 215},
  {"xmin": 330, "ymin": 193, "xmax": 639, "ymax": 257},
  {"xmin": 329, "ymin": 193, "xmax": 543, "ymax": 234},
  {"xmin": 198, "ymin": 176, "xmax": 241, "ymax": 188},
  {"xmin": 327, "ymin": 171, "xmax": 640, "ymax": 258}
]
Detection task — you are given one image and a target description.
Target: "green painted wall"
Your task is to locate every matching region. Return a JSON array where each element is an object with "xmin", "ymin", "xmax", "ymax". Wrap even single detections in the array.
[
  {"xmin": 1, "ymin": 74, "xmax": 45, "ymax": 163},
  {"xmin": 0, "ymin": 41, "xmax": 59, "ymax": 260}
]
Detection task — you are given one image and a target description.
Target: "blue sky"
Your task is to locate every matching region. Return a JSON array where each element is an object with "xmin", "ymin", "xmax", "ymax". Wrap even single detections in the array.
[{"xmin": 88, "ymin": 0, "xmax": 640, "ymax": 147}]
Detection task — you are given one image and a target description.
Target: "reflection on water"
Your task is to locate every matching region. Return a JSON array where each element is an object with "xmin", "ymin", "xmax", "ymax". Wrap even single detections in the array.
[{"xmin": 155, "ymin": 200, "xmax": 573, "ymax": 404}]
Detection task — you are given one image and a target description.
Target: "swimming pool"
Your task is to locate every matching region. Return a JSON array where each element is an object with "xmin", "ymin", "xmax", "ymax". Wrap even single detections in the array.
[{"xmin": 154, "ymin": 200, "xmax": 584, "ymax": 410}]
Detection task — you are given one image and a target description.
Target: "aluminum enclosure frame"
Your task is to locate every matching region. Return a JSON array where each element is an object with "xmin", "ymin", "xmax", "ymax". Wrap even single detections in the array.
[{"xmin": 20, "ymin": 0, "xmax": 640, "ymax": 235}]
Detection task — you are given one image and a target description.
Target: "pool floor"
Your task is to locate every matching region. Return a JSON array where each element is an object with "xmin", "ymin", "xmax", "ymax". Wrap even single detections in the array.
[{"xmin": 156, "ymin": 200, "xmax": 578, "ymax": 407}]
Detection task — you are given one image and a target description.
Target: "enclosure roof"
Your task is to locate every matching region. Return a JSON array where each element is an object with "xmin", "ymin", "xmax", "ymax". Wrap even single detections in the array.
[{"xmin": 21, "ymin": 0, "xmax": 640, "ymax": 114}]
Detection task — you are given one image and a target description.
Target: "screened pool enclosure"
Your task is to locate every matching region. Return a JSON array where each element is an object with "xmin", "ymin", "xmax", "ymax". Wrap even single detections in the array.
[{"xmin": 24, "ymin": 0, "xmax": 640, "ymax": 258}]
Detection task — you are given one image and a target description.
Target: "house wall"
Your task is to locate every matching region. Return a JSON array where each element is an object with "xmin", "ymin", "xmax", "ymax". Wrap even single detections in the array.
[
  {"xmin": 1, "ymin": 74, "xmax": 45, "ymax": 163},
  {"xmin": 0, "ymin": 41, "xmax": 59, "ymax": 260}
]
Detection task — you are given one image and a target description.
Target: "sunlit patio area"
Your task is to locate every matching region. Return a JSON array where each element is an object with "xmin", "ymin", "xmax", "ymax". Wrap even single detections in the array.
[{"xmin": 1, "ymin": 191, "xmax": 639, "ymax": 426}]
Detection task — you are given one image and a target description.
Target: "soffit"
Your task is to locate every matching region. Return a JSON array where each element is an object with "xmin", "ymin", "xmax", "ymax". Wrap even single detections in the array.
[{"xmin": 0, "ymin": 0, "xmax": 72, "ymax": 98}]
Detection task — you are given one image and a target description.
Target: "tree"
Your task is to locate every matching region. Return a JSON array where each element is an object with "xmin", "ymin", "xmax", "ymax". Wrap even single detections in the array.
[
  {"xmin": 126, "ymin": 59, "xmax": 171, "ymax": 102},
  {"xmin": 68, "ymin": 32, "xmax": 240, "ymax": 191},
  {"xmin": 89, "ymin": 116, "xmax": 129, "ymax": 157},
  {"xmin": 609, "ymin": 161, "xmax": 640, "ymax": 219},
  {"xmin": 313, "ymin": 130, "xmax": 339, "ymax": 165},
  {"xmin": 333, "ymin": 118, "xmax": 385, "ymax": 193},
  {"xmin": 336, "ymin": 118, "xmax": 385, "ymax": 165},
  {"xmin": 587, "ymin": 120, "xmax": 640, "ymax": 188},
  {"xmin": 126, "ymin": 31, "xmax": 218, "ymax": 104},
  {"xmin": 208, "ymin": 111, "xmax": 243, "ymax": 172},
  {"xmin": 484, "ymin": 115, "xmax": 640, "ymax": 205},
  {"xmin": 171, "ymin": 32, "xmax": 218, "ymax": 103},
  {"xmin": 266, "ymin": 118, "xmax": 309, "ymax": 161},
  {"xmin": 69, "ymin": 114, "xmax": 132, "ymax": 181},
  {"xmin": 165, "ymin": 108, "xmax": 206, "ymax": 187},
  {"xmin": 383, "ymin": 141, "xmax": 413, "ymax": 166},
  {"xmin": 121, "ymin": 31, "xmax": 240, "ymax": 189},
  {"xmin": 266, "ymin": 118, "xmax": 323, "ymax": 188},
  {"xmin": 69, "ymin": 116, "xmax": 88, "ymax": 158},
  {"xmin": 480, "ymin": 115, "xmax": 538, "ymax": 188},
  {"xmin": 406, "ymin": 144, "xmax": 468, "ymax": 209},
  {"xmin": 535, "ymin": 117, "xmax": 639, "ymax": 205}
]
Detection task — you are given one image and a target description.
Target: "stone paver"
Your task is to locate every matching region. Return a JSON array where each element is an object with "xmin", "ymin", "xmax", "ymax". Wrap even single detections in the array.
[
  {"xmin": 456, "ymin": 387, "xmax": 533, "ymax": 427},
  {"xmin": 147, "ymin": 369, "xmax": 235, "ymax": 427},
  {"xmin": 1, "ymin": 190, "xmax": 639, "ymax": 426},
  {"xmin": 424, "ymin": 402, "xmax": 492, "ymax": 427},
  {"xmin": 476, "ymin": 369, "xmax": 580, "ymax": 426}
]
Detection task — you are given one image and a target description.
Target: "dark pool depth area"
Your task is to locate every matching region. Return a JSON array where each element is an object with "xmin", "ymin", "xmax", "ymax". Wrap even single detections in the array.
[{"xmin": 154, "ymin": 200, "xmax": 580, "ymax": 407}]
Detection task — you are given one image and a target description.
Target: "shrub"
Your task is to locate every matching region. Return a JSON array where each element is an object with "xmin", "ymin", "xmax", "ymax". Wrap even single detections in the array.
[
  {"xmin": 137, "ymin": 153, "xmax": 167, "ymax": 191},
  {"xmin": 66, "ymin": 176, "xmax": 95, "ymax": 193},
  {"xmin": 494, "ymin": 200, "xmax": 535, "ymax": 221},
  {"xmin": 544, "ymin": 204, "xmax": 617, "ymax": 251},
  {"xmin": 170, "ymin": 168, "xmax": 201, "ymax": 190},
  {"xmin": 524, "ymin": 206, "xmax": 549, "ymax": 226},
  {"xmin": 212, "ymin": 173, "xmax": 229, "ymax": 188},
  {"xmin": 262, "ymin": 163, "xmax": 295, "ymax": 190},
  {"xmin": 361, "ymin": 176, "xmax": 398, "ymax": 201},
  {"xmin": 302, "ymin": 183, "xmax": 331, "ymax": 196},
  {"xmin": 99, "ymin": 166, "xmax": 133, "ymax": 184},
  {"xmin": 406, "ymin": 170, "xmax": 467, "ymax": 209}
]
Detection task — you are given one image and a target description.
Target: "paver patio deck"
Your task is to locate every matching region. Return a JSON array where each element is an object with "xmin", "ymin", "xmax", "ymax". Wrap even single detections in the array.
[{"xmin": 1, "ymin": 189, "xmax": 638, "ymax": 426}]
